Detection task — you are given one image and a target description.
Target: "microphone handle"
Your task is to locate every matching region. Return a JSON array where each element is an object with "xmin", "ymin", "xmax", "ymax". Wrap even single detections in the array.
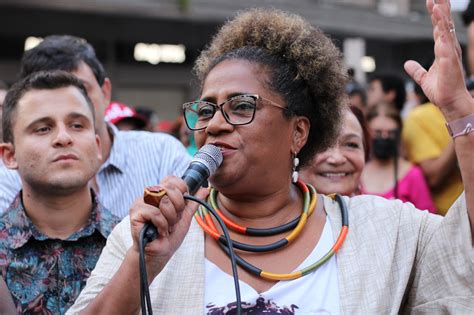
[
  {"xmin": 142, "ymin": 163, "xmax": 210, "ymax": 242},
  {"xmin": 181, "ymin": 162, "xmax": 210, "ymax": 195},
  {"xmin": 143, "ymin": 223, "xmax": 159, "ymax": 243}
]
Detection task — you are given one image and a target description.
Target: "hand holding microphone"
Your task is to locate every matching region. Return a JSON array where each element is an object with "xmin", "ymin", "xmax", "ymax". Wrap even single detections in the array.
[
  {"xmin": 129, "ymin": 145, "xmax": 223, "ymax": 275},
  {"xmin": 143, "ymin": 144, "xmax": 223, "ymax": 241}
]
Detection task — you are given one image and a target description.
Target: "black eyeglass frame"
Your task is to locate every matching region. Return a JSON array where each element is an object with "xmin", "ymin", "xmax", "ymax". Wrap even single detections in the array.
[{"xmin": 182, "ymin": 94, "xmax": 287, "ymax": 131}]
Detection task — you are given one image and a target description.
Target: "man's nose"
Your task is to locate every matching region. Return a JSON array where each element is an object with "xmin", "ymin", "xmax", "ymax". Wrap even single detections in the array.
[{"xmin": 53, "ymin": 125, "xmax": 73, "ymax": 147}]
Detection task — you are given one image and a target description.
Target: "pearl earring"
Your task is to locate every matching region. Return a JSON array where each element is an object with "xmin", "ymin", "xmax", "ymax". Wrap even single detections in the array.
[{"xmin": 292, "ymin": 152, "xmax": 300, "ymax": 183}]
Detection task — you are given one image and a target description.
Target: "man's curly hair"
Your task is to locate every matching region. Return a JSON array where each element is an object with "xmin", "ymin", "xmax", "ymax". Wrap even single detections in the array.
[{"xmin": 194, "ymin": 8, "xmax": 348, "ymax": 166}]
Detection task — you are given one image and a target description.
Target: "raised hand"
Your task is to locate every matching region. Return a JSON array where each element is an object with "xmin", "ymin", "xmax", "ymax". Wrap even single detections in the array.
[{"xmin": 404, "ymin": 0, "xmax": 473, "ymax": 121}]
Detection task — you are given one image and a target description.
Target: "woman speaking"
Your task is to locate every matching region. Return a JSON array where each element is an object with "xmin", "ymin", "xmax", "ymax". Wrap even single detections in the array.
[{"xmin": 69, "ymin": 1, "xmax": 473, "ymax": 313}]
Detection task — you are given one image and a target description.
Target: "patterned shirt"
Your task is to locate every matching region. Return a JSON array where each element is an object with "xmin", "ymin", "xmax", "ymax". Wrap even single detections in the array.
[
  {"xmin": 0, "ymin": 191, "xmax": 120, "ymax": 314},
  {"xmin": 0, "ymin": 123, "xmax": 191, "ymax": 218}
]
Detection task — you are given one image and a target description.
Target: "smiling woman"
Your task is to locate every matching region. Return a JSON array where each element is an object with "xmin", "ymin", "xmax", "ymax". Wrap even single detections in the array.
[{"xmin": 300, "ymin": 106, "xmax": 369, "ymax": 196}]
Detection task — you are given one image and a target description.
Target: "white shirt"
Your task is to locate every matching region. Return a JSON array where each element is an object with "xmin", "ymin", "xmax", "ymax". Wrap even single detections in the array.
[{"xmin": 204, "ymin": 219, "xmax": 340, "ymax": 314}]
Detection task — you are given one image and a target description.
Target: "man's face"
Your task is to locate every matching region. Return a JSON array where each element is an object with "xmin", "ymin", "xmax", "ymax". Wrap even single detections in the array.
[
  {"xmin": 3, "ymin": 86, "xmax": 101, "ymax": 195},
  {"xmin": 367, "ymin": 79, "xmax": 385, "ymax": 109},
  {"xmin": 72, "ymin": 61, "xmax": 110, "ymax": 130}
]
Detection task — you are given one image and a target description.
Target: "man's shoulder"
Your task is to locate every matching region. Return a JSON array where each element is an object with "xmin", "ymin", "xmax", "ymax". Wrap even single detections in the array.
[
  {"xmin": 117, "ymin": 129, "xmax": 177, "ymax": 144},
  {"xmin": 115, "ymin": 130, "xmax": 188, "ymax": 154},
  {"xmin": 0, "ymin": 198, "xmax": 28, "ymax": 253},
  {"xmin": 95, "ymin": 203, "xmax": 121, "ymax": 238}
]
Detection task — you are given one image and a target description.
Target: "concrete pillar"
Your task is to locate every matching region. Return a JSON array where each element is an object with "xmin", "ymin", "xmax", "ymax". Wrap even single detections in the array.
[{"xmin": 343, "ymin": 37, "xmax": 366, "ymax": 84}]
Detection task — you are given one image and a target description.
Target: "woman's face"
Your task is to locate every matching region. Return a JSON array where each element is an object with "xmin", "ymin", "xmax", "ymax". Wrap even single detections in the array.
[
  {"xmin": 194, "ymin": 59, "xmax": 307, "ymax": 193},
  {"xmin": 368, "ymin": 115, "xmax": 398, "ymax": 139},
  {"xmin": 367, "ymin": 115, "xmax": 400, "ymax": 161},
  {"xmin": 300, "ymin": 110, "xmax": 365, "ymax": 196}
]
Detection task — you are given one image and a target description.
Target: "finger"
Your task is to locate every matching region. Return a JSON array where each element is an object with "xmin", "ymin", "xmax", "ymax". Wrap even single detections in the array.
[
  {"xmin": 161, "ymin": 176, "xmax": 189, "ymax": 195},
  {"xmin": 426, "ymin": 0, "xmax": 434, "ymax": 17},
  {"xmin": 157, "ymin": 195, "xmax": 182, "ymax": 231},
  {"xmin": 160, "ymin": 181, "xmax": 186, "ymax": 215},
  {"xmin": 158, "ymin": 177, "xmax": 188, "ymax": 228},
  {"xmin": 433, "ymin": 0, "xmax": 453, "ymax": 34},
  {"xmin": 130, "ymin": 202, "xmax": 170, "ymax": 237},
  {"xmin": 404, "ymin": 60, "xmax": 427, "ymax": 86}
]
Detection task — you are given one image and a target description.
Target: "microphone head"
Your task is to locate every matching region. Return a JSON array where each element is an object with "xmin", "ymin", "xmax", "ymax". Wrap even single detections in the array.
[{"xmin": 192, "ymin": 144, "xmax": 223, "ymax": 175}]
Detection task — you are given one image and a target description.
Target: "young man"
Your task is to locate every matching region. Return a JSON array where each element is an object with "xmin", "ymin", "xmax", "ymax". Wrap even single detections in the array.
[
  {"xmin": 367, "ymin": 73, "xmax": 406, "ymax": 112},
  {"xmin": 0, "ymin": 71, "xmax": 120, "ymax": 313},
  {"xmin": 0, "ymin": 35, "xmax": 191, "ymax": 217}
]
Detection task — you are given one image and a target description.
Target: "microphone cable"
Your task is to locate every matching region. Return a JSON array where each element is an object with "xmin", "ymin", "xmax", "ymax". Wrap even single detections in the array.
[{"xmin": 139, "ymin": 194, "xmax": 242, "ymax": 315}]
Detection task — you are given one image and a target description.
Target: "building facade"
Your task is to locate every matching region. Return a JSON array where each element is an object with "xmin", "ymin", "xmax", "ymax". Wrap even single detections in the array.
[{"xmin": 0, "ymin": 0, "xmax": 468, "ymax": 120}]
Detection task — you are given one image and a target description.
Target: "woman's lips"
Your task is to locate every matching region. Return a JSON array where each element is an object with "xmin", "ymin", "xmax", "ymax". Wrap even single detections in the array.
[
  {"xmin": 210, "ymin": 142, "xmax": 236, "ymax": 156},
  {"xmin": 318, "ymin": 172, "xmax": 352, "ymax": 181}
]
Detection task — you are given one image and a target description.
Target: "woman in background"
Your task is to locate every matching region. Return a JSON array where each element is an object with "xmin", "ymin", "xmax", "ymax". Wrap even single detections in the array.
[
  {"xmin": 300, "ymin": 106, "xmax": 369, "ymax": 196},
  {"xmin": 361, "ymin": 102, "xmax": 436, "ymax": 213}
]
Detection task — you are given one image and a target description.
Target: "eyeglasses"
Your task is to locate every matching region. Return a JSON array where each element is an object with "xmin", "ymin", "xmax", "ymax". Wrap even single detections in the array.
[{"xmin": 182, "ymin": 94, "xmax": 287, "ymax": 131}]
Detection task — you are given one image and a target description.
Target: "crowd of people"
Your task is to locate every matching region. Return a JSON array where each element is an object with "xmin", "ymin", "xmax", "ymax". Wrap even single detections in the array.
[{"xmin": 0, "ymin": 0, "xmax": 473, "ymax": 314}]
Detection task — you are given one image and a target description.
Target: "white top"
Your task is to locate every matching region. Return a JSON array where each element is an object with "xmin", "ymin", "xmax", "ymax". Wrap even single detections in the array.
[
  {"xmin": 204, "ymin": 219, "xmax": 340, "ymax": 314},
  {"xmin": 68, "ymin": 194, "xmax": 473, "ymax": 314}
]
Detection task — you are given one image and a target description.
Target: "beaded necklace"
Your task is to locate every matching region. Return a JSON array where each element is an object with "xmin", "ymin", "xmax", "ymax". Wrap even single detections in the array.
[{"xmin": 195, "ymin": 180, "xmax": 349, "ymax": 281}]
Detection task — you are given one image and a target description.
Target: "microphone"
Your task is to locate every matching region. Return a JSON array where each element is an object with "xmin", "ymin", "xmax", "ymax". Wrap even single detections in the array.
[
  {"xmin": 181, "ymin": 144, "xmax": 223, "ymax": 195},
  {"xmin": 143, "ymin": 144, "xmax": 223, "ymax": 242}
]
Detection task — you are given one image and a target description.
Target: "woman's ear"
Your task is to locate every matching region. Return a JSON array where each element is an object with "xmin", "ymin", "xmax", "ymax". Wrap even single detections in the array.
[
  {"xmin": 0, "ymin": 143, "xmax": 18, "ymax": 170},
  {"xmin": 292, "ymin": 116, "xmax": 310, "ymax": 153}
]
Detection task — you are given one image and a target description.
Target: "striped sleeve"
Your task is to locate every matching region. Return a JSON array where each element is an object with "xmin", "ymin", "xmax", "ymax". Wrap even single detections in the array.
[{"xmin": 0, "ymin": 164, "xmax": 21, "ymax": 213}]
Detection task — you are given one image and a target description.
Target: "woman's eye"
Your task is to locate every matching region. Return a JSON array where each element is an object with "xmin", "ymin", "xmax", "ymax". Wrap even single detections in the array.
[
  {"xmin": 345, "ymin": 142, "xmax": 360, "ymax": 149},
  {"xmin": 197, "ymin": 106, "xmax": 215, "ymax": 118},
  {"xmin": 233, "ymin": 101, "xmax": 255, "ymax": 111}
]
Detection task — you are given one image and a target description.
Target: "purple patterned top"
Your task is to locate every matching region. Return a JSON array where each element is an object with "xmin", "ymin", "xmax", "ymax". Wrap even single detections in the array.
[{"xmin": 0, "ymin": 191, "xmax": 120, "ymax": 314}]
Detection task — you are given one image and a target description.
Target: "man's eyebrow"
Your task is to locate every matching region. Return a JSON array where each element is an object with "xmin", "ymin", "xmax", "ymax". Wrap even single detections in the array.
[
  {"xmin": 25, "ymin": 117, "xmax": 53, "ymax": 130},
  {"xmin": 67, "ymin": 112, "xmax": 92, "ymax": 121},
  {"xmin": 25, "ymin": 112, "xmax": 92, "ymax": 130}
]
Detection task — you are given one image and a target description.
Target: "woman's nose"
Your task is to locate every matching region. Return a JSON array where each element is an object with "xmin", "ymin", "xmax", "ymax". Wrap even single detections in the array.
[
  {"xmin": 205, "ymin": 108, "xmax": 234, "ymax": 134},
  {"xmin": 325, "ymin": 146, "xmax": 347, "ymax": 164}
]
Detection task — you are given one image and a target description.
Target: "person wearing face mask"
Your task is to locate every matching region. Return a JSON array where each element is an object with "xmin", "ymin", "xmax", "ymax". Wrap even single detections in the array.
[
  {"xmin": 361, "ymin": 103, "xmax": 436, "ymax": 213},
  {"xmin": 300, "ymin": 106, "xmax": 370, "ymax": 196}
]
